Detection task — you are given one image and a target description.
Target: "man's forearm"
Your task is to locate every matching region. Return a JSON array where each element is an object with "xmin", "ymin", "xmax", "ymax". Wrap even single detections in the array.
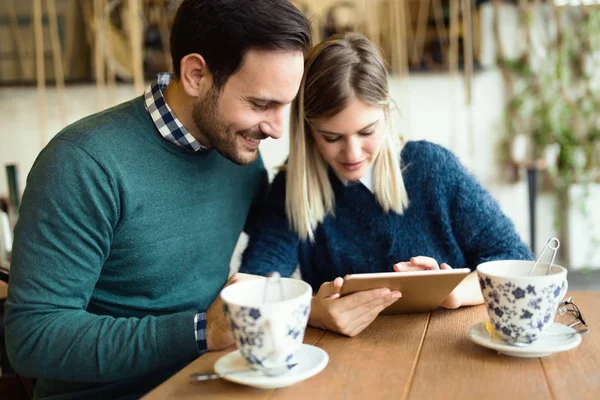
[{"xmin": 5, "ymin": 307, "xmax": 198, "ymax": 382}]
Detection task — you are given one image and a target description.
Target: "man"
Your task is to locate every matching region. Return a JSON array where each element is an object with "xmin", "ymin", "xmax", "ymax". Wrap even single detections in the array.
[{"xmin": 4, "ymin": 1, "xmax": 310, "ymax": 398}]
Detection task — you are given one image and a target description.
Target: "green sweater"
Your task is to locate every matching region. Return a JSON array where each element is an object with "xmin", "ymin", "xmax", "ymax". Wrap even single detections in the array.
[{"xmin": 4, "ymin": 97, "xmax": 267, "ymax": 399}]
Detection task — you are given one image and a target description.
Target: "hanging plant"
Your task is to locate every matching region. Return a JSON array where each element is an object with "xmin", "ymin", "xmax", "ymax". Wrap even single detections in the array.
[{"xmin": 495, "ymin": 1, "xmax": 600, "ymax": 265}]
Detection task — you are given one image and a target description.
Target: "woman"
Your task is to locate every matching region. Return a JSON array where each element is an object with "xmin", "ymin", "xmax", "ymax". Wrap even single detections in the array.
[{"xmin": 240, "ymin": 33, "xmax": 532, "ymax": 337}]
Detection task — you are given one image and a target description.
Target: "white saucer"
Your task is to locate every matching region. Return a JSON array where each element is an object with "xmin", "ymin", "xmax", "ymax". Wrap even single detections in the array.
[
  {"xmin": 214, "ymin": 344, "xmax": 329, "ymax": 389},
  {"xmin": 469, "ymin": 322, "xmax": 582, "ymax": 358}
]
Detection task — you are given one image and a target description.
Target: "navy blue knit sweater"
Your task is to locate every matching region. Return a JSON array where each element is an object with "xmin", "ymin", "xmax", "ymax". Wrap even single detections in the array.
[{"xmin": 241, "ymin": 141, "xmax": 532, "ymax": 292}]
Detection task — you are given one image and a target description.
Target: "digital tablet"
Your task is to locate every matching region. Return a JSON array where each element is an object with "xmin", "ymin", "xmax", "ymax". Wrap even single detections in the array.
[{"xmin": 340, "ymin": 268, "xmax": 471, "ymax": 314}]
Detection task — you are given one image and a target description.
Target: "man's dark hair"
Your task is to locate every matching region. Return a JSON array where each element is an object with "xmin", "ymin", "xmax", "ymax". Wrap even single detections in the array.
[{"xmin": 170, "ymin": 0, "xmax": 312, "ymax": 89}]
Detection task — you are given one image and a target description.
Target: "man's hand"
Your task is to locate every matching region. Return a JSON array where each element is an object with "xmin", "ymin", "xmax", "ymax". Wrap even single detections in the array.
[
  {"xmin": 309, "ymin": 277, "xmax": 402, "ymax": 337},
  {"xmin": 206, "ymin": 272, "xmax": 261, "ymax": 351}
]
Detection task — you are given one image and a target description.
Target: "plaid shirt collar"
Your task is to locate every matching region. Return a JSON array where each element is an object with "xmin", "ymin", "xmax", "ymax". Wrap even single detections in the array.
[{"xmin": 144, "ymin": 73, "xmax": 208, "ymax": 152}]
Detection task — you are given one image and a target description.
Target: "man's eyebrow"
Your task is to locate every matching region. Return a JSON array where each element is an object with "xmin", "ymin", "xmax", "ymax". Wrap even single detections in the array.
[
  {"xmin": 315, "ymin": 120, "xmax": 380, "ymax": 136},
  {"xmin": 246, "ymin": 96, "xmax": 286, "ymax": 106}
]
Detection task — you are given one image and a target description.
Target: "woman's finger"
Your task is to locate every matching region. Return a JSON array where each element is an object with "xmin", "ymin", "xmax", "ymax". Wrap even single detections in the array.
[
  {"xmin": 394, "ymin": 261, "xmax": 437, "ymax": 272},
  {"xmin": 342, "ymin": 294, "xmax": 401, "ymax": 336},
  {"xmin": 314, "ymin": 277, "xmax": 344, "ymax": 301},
  {"xmin": 409, "ymin": 256, "xmax": 439, "ymax": 269},
  {"xmin": 395, "ymin": 266, "xmax": 430, "ymax": 272},
  {"xmin": 336, "ymin": 290, "xmax": 400, "ymax": 320},
  {"xmin": 317, "ymin": 279, "xmax": 340, "ymax": 298}
]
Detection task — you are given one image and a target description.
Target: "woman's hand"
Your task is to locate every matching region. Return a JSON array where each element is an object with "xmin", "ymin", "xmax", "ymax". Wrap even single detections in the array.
[
  {"xmin": 393, "ymin": 256, "xmax": 451, "ymax": 272},
  {"xmin": 308, "ymin": 277, "xmax": 402, "ymax": 337},
  {"xmin": 437, "ymin": 263, "xmax": 462, "ymax": 309},
  {"xmin": 393, "ymin": 257, "xmax": 461, "ymax": 309}
]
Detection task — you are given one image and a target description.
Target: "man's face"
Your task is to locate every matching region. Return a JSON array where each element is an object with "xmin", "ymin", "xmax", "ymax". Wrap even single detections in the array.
[{"xmin": 192, "ymin": 49, "xmax": 304, "ymax": 165}]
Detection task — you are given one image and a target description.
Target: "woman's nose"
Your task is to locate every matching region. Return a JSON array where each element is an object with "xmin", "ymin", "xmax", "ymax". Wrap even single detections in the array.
[{"xmin": 344, "ymin": 137, "xmax": 362, "ymax": 160}]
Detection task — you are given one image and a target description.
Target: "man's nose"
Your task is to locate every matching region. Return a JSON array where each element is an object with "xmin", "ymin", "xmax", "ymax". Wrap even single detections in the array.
[{"xmin": 259, "ymin": 107, "xmax": 285, "ymax": 139}]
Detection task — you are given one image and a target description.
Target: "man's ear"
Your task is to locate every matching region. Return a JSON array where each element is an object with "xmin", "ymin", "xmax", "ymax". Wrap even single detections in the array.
[{"xmin": 179, "ymin": 53, "xmax": 212, "ymax": 98}]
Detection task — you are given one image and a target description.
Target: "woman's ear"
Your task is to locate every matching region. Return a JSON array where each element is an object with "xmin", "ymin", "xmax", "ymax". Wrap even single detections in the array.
[{"xmin": 179, "ymin": 53, "xmax": 212, "ymax": 98}]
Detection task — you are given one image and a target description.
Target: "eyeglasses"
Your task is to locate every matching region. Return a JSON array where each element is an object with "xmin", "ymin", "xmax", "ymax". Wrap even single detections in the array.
[{"xmin": 558, "ymin": 296, "xmax": 589, "ymax": 332}]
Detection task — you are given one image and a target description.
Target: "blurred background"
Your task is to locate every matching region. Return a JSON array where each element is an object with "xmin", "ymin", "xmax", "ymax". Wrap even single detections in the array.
[{"xmin": 0, "ymin": 0, "xmax": 599, "ymax": 279}]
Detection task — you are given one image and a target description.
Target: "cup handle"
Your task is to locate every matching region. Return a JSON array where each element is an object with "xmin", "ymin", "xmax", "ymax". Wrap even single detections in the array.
[{"xmin": 559, "ymin": 280, "xmax": 569, "ymax": 301}]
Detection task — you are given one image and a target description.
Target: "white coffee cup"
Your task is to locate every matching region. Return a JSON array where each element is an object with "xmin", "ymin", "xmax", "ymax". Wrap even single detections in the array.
[
  {"xmin": 220, "ymin": 276, "xmax": 312, "ymax": 371},
  {"xmin": 477, "ymin": 260, "xmax": 568, "ymax": 344}
]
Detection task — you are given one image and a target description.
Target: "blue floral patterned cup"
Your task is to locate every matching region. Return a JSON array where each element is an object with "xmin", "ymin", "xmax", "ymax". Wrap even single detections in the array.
[
  {"xmin": 220, "ymin": 277, "xmax": 312, "ymax": 371},
  {"xmin": 477, "ymin": 260, "xmax": 568, "ymax": 344}
]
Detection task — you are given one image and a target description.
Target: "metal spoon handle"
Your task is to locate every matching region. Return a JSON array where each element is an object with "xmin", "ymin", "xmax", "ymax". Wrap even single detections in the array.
[
  {"xmin": 506, "ymin": 328, "xmax": 589, "ymax": 347},
  {"xmin": 191, "ymin": 368, "xmax": 262, "ymax": 381},
  {"xmin": 542, "ymin": 328, "xmax": 589, "ymax": 337},
  {"xmin": 528, "ymin": 237, "xmax": 560, "ymax": 276},
  {"xmin": 191, "ymin": 372, "xmax": 223, "ymax": 381},
  {"xmin": 191, "ymin": 363, "xmax": 298, "ymax": 381}
]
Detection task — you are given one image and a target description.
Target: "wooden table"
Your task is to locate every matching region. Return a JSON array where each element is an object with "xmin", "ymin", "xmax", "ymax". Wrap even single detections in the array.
[{"xmin": 144, "ymin": 291, "xmax": 598, "ymax": 400}]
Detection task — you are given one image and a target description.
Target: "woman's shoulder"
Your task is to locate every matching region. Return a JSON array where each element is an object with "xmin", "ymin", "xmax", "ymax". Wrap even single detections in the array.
[
  {"xmin": 262, "ymin": 167, "xmax": 288, "ymax": 203},
  {"xmin": 400, "ymin": 140, "xmax": 467, "ymax": 186},
  {"xmin": 400, "ymin": 140, "xmax": 455, "ymax": 164},
  {"xmin": 401, "ymin": 140, "xmax": 457, "ymax": 170}
]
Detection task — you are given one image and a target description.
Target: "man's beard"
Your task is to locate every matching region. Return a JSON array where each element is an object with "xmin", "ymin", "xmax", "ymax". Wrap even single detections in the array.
[{"xmin": 192, "ymin": 87, "xmax": 267, "ymax": 165}]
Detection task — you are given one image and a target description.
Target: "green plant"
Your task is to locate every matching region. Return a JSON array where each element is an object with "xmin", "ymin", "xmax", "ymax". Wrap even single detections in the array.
[{"xmin": 495, "ymin": 2, "xmax": 600, "ymax": 264}]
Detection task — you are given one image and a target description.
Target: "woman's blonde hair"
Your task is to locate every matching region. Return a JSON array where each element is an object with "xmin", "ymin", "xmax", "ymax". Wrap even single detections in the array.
[{"xmin": 287, "ymin": 32, "xmax": 409, "ymax": 241}]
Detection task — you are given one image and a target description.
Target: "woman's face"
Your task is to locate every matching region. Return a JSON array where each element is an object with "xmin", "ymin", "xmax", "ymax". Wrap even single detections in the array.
[{"xmin": 309, "ymin": 97, "xmax": 385, "ymax": 181}]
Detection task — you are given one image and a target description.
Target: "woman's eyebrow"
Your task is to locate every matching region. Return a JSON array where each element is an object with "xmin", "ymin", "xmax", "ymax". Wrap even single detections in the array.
[{"xmin": 316, "ymin": 120, "xmax": 379, "ymax": 135}]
